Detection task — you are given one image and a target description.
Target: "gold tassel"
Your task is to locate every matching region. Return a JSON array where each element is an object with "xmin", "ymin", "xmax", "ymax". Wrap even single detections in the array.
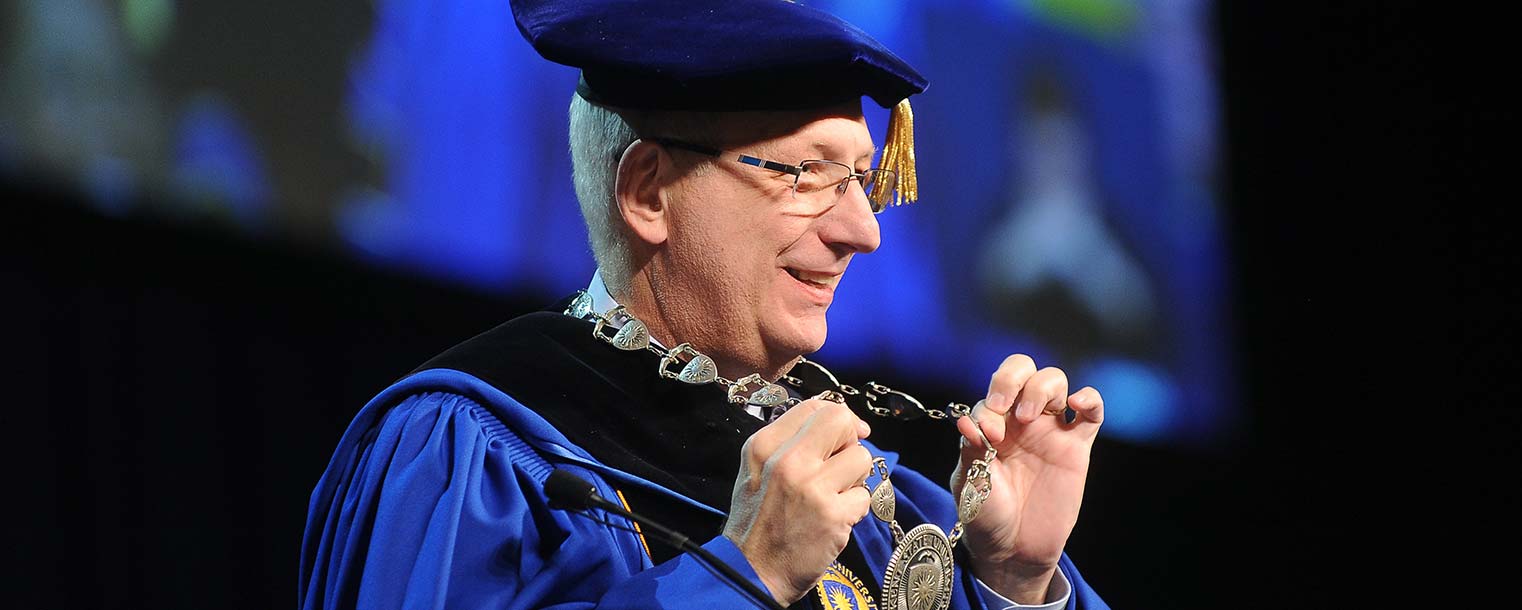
[{"xmin": 871, "ymin": 98, "xmax": 918, "ymax": 210}]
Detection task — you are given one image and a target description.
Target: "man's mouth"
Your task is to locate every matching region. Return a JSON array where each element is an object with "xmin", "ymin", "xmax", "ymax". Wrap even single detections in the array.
[{"xmin": 785, "ymin": 268, "xmax": 842, "ymax": 291}]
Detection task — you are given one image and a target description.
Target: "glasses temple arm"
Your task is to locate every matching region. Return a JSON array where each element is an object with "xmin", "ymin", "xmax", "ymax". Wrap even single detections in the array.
[
  {"xmin": 647, "ymin": 137, "xmax": 802, "ymax": 177},
  {"xmin": 736, "ymin": 156, "xmax": 801, "ymax": 176}
]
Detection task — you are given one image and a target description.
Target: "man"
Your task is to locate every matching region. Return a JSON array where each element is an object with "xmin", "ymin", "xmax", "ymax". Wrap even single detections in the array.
[{"xmin": 300, "ymin": 2, "xmax": 1108, "ymax": 609}]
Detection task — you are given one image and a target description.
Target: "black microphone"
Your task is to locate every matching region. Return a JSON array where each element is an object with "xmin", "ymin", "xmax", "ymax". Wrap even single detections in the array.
[{"xmin": 544, "ymin": 469, "xmax": 786, "ymax": 610}]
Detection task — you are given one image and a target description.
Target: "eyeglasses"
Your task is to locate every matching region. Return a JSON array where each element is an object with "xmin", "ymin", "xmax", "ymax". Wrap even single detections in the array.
[{"xmin": 645, "ymin": 137, "xmax": 899, "ymax": 214}]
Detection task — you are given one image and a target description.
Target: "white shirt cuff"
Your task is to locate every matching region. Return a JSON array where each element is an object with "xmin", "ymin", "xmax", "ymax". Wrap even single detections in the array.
[{"xmin": 972, "ymin": 568, "xmax": 1071, "ymax": 610}]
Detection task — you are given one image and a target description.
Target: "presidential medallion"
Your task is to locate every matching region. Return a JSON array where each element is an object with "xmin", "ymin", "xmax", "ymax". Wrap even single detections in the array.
[{"xmin": 880, "ymin": 523, "xmax": 954, "ymax": 610}]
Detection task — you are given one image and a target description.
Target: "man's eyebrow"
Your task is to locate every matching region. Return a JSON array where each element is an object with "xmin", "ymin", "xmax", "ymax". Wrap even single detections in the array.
[{"xmin": 808, "ymin": 141, "xmax": 879, "ymax": 163}]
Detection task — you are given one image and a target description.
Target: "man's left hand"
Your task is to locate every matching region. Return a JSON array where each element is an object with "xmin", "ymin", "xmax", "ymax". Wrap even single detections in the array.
[{"xmin": 950, "ymin": 354, "xmax": 1104, "ymax": 605}]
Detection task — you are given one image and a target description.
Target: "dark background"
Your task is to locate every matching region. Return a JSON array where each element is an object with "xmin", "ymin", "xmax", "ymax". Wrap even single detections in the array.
[{"xmin": 2, "ymin": 3, "xmax": 1513, "ymax": 608}]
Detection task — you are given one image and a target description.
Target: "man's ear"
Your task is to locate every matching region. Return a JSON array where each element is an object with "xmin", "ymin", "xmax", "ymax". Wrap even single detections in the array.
[{"xmin": 615, "ymin": 140, "xmax": 669, "ymax": 246}]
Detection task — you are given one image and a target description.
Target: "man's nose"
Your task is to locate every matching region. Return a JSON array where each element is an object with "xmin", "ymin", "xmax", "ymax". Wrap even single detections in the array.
[{"xmin": 818, "ymin": 180, "xmax": 881, "ymax": 254}]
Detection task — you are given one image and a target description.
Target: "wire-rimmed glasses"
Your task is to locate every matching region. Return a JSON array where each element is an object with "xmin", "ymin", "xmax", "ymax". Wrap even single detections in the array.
[{"xmin": 647, "ymin": 137, "xmax": 899, "ymax": 213}]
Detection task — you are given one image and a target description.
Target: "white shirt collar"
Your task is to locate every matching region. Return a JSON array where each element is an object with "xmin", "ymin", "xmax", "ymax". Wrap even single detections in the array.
[{"xmin": 585, "ymin": 268, "xmax": 621, "ymax": 323}]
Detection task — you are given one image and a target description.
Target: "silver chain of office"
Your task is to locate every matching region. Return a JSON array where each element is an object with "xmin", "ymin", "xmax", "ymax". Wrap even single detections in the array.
[{"xmin": 566, "ymin": 292, "xmax": 998, "ymax": 610}]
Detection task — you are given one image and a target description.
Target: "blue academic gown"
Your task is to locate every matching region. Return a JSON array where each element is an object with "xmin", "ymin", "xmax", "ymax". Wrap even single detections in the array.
[{"xmin": 299, "ymin": 368, "xmax": 1106, "ymax": 609}]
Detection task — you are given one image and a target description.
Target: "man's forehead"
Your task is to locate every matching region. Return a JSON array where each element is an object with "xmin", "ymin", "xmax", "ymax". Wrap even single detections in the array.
[{"xmin": 797, "ymin": 125, "xmax": 878, "ymax": 163}]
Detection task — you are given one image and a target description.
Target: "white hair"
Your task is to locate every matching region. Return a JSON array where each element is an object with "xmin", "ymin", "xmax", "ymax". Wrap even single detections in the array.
[
  {"xmin": 568, "ymin": 94, "xmax": 640, "ymax": 295},
  {"xmin": 566, "ymin": 95, "xmax": 837, "ymax": 295}
]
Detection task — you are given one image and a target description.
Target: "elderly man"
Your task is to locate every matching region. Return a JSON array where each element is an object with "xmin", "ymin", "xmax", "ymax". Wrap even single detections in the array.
[{"xmin": 300, "ymin": 2, "xmax": 1107, "ymax": 609}]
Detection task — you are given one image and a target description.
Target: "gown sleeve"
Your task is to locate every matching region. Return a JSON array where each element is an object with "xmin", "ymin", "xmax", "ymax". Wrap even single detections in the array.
[
  {"xmin": 882, "ymin": 456, "xmax": 1111, "ymax": 610},
  {"xmin": 298, "ymin": 391, "xmax": 779, "ymax": 610}
]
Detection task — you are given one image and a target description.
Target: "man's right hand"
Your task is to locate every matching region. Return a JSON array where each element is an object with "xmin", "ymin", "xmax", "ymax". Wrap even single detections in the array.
[{"xmin": 722, "ymin": 399, "xmax": 874, "ymax": 605}]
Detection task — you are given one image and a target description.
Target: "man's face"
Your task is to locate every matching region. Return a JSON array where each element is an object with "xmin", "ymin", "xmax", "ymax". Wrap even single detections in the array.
[{"xmin": 653, "ymin": 106, "xmax": 882, "ymax": 374}]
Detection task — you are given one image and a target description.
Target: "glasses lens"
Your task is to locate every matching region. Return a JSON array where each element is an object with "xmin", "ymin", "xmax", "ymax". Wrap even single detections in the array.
[
  {"xmin": 794, "ymin": 161, "xmax": 852, "ymax": 197},
  {"xmin": 793, "ymin": 162, "xmax": 898, "ymax": 213}
]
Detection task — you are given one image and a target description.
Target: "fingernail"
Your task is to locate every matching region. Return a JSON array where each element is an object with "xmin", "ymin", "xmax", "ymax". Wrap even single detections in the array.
[
  {"xmin": 1016, "ymin": 401, "xmax": 1035, "ymax": 420},
  {"xmin": 987, "ymin": 392, "xmax": 1009, "ymax": 412},
  {"xmin": 857, "ymin": 419, "xmax": 871, "ymax": 437}
]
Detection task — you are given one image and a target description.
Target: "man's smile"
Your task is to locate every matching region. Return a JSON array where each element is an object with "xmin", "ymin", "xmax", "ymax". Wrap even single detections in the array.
[{"xmin": 784, "ymin": 267, "xmax": 843, "ymax": 291}]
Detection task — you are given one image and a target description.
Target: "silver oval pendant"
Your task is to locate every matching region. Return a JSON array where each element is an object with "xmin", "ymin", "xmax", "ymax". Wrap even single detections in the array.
[
  {"xmin": 676, "ymin": 353, "xmax": 717, "ymax": 384},
  {"xmin": 870, "ymin": 479, "xmax": 896, "ymax": 523},
  {"xmin": 747, "ymin": 383, "xmax": 789, "ymax": 407},
  {"xmin": 881, "ymin": 523, "xmax": 954, "ymax": 610},
  {"xmin": 958, "ymin": 470, "xmax": 991, "ymax": 524},
  {"xmin": 609, "ymin": 319, "xmax": 651, "ymax": 351}
]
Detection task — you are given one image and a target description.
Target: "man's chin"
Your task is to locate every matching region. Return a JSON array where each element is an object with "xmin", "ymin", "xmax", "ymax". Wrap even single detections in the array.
[{"xmin": 768, "ymin": 319, "xmax": 829, "ymax": 359}]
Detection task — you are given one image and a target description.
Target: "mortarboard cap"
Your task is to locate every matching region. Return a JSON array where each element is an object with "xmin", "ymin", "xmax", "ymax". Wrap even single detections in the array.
[{"xmin": 510, "ymin": 0, "xmax": 927, "ymax": 207}]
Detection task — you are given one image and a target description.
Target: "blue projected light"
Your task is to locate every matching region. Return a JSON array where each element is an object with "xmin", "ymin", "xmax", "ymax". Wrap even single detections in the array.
[
  {"xmin": 338, "ymin": 0, "xmax": 589, "ymax": 294},
  {"xmin": 172, "ymin": 95, "xmax": 272, "ymax": 229},
  {"xmin": 338, "ymin": 0, "xmax": 1235, "ymax": 448}
]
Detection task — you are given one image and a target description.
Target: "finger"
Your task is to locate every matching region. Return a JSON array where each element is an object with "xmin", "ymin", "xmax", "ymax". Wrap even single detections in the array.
[
  {"xmin": 743, "ymin": 399, "xmax": 832, "ymax": 465},
  {"xmin": 801, "ymin": 394, "xmax": 872, "ymax": 439},
  {"xmin": 794, "ymin": 403, "xmax": 868, "ymax": 459},
  {"xmin": 1067, "ymin": 386, "xmax": 1104, "ymax": 425},
  {"xmin": 1013, "ymin": 366, "xmax": 1068, "ymax": 424},
  {"xmin": 984, "ymin": 354, "xmax": 1037, "ymax": 419},
  {"xmin": 958, "ymin": 400, "xmax": 1004, "ymax": 446},
  {"xmin": 764, "ymin": 397, "xmax": 832, "ymax": 439},
  {"xmin": 819, "ymin": 442, "xmax": 873, "ymax": 492},
  {"xmin": 981, "ymin": 355, "xmax": 1038, "ymax": 445},
  {"xmin": 841, "ymin": 485, "xmax": 872, "ymax": 525}
]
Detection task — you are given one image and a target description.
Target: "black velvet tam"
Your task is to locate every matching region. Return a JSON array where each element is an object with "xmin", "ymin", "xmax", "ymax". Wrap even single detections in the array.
[{"xmin": 509, "ymin": 0, "xmax": 928, "ymax": 111}]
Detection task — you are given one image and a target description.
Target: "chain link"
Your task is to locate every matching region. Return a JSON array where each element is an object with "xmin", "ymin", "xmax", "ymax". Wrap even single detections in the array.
[
  {"xmin": 947, "ymin": 402, "xmax": 972, "ymax": 418},
  {"xmin": 947, "ymin": 522, "xmax": 965, "ymax": 546}
]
